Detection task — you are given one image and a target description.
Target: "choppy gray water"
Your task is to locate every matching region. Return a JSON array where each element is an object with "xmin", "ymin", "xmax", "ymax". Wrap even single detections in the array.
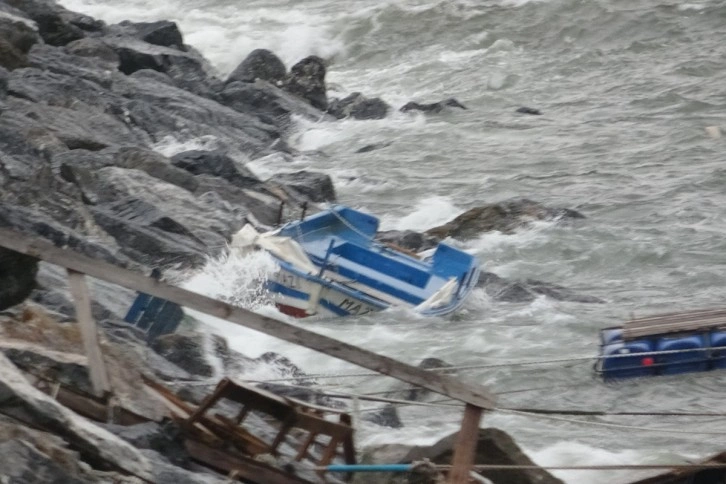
[{"xmin": 61, "ymin": 0, "xmax": 726, "ymax": 481}]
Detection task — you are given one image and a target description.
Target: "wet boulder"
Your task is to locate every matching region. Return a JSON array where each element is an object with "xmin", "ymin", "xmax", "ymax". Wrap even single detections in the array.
[
  {"xmin": 400, "ymin": 97, "xmax": 467, "ymax": 114},
  {"xmin": 0, "ymin": 248, "xmax": 38, "ymax": 311},
  {"xmin": 227, "ymin": 48, "xmax": 286, "ymax": 84},
  {"xmin": 328, "ymin": 92, "xmax": 390, "ymax": 120},
  {"xmin": 477, "ymin": 271, "xmax": 605, "ymax": 304},
  {"xmin": 364, "ymin": 404, "xmax": 403, "ymax": 429},
  {"xmin": 516, "ymin": 106, "xmax": 541, "ymax": 115},
  {"xmin": 375, "ymin": 230, "xmax": 440, "ymax": 253},
  {"xmin": 171, "ymin": 149, "xmax": 260, "ymax": 189},
  {"xmin": 268, "ymin": 170, "xmax": 336, "ymax": 203},
  {"xmin": 0, "ymin": 66, "xmax": 7, "ymax": 100},
  {"xmin": 365, "ymin": 428, "xmax": 563, "ymax": 484},
  {"xmin": 64, "ymin": 37, "xmax": 119, "ymax": 64},
  {"xmin": 90, "ymin": 197, "xmax": 211, "ymax": 270},
  {"xmin": 281, "ymin": 55, "xmax": 328, "ymax": 110},
  {"xmin": 150, "ymin": 331, "xmax": 230, "ymax": 377},
  {"xmin": 114, "ymin": 20, "xmax": 185, "ymax": 50},
  {"xmin": 6, "ymin": 0, "xmax": 85, "ymax": 46},
  {"xmin": 219, "ymin": 79, "xmax": 334, "ymax": 130},
  {"xmin": 0, "ymin": 9, "xmax": 40, "ymax": 70},
  {"xmin": 426, "ymin": 198, "xmax": 585, "ymax": 240}
]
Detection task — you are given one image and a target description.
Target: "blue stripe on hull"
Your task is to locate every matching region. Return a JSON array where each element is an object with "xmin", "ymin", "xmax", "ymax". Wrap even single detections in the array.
[{"xmin": 266, "ymin": 281, "xmax": 309, "ymax": 301}]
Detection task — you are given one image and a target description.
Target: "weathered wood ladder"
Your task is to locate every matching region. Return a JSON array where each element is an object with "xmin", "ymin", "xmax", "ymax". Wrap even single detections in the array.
[{"xmin": 0, "ymin": 227, "xmax": 496, "ymax": 483}]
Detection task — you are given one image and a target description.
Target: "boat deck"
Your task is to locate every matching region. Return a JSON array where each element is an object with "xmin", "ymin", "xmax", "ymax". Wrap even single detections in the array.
[{"xmin": 299, "ymin": 235, "xmax": 452, "ymax": 306}]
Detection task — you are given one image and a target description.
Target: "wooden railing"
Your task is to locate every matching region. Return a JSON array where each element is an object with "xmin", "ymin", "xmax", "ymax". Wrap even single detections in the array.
[{"xmin": 0, "ymin": 227, "xmax": 496, "ymax": 483}]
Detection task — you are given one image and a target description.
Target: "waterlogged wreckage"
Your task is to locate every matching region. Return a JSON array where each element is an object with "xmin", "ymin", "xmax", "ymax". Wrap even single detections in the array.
[{"xmin": 232, "ymin": 205, "xmax": 480, "ymax": 318}]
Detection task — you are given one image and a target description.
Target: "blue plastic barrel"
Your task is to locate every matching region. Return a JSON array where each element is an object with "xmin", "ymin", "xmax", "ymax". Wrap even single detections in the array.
[
  {"xmin": 710, "ymin": 330, "xmax": 726, "ymax": 369},
  {"xmin": 600, "ymin": 339, "xmax": 656, "ymax": 379},
  {"xmin": 655, "ymin": 334, "xmax": 708, "ymax": 375}
]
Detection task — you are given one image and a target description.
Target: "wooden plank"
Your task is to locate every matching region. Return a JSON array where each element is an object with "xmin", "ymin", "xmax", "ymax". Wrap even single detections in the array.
[
  {"xmin": 624, "ymin": 314, "xmax": 726, "ymax": 339},
  {"xmin": 184, "ymin": 439, "xmax": 312, "ymax": 484},
  {"xmin": 0, "ymin": 229, "xmax": 495, "ymax": 409},
  {"xmin": 66, "ymin": 269, "xmax": 110, "ymax": 397},
  {"xmin": 448, "ymin": 404, "xmax": 483, "ymax": 484}
]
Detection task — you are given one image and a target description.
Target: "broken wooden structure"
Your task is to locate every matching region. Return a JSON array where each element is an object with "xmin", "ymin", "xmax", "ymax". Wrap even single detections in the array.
[
  {"xmin": 0, "ymin": 227, "xmax": 496, "ymax": 483},
  {"xmin": 145, "ymin": 376, "xmax": 356, "ymax": 481}
]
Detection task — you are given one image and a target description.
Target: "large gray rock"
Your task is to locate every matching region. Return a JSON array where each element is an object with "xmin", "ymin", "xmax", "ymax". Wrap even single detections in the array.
[
  {"xmin": 0, "ymin": 9, "xmax": 39, "ymax": 70},
  {"xmin": 150, "ymin": 331, "xmax": 226, "ymax": 377},
  {"xmin": 0, "ymin": 439, "xmax": 86, "ymax": 484},
  {"xmin": 269, "ymin": 170, "xmax": 336, "ymax": 203},
  {"xmin": 0, "ymin": 247, "xmax": 38, "ymax": 310},
  {"xmin": 113, "ymin": 20, "xmax": 185, "ymax": 50},
  {"xmin": 328, "ymin": 92, "xmax": 390, "ymax": 120},
  {"xmin": 426, "ymin": 199, "xmax": 585, "ymax": 240},
  {"xmin": 219, "ymin": 78, "xmax": 333, "ymax": 130},
  {"xmin": 0, "ymin": 352, "xmax": 155, "ymax": 480},
  {"xmin": 477, "ymin": 271, "xmax": 605, "ymax": 304},
  {"xmin": 171, "ymin": 149, "xmax": 260, "ymax": 188},
  {"xmin": 364, "ymin": 428, "xmax": 564, "ymax": 484},
  {"xmin": 281, "ymin": 55, "xmax": 328, "ymax": 111},
  {"xmin": 6, "ymin": 0, "xmax": 85, "ymax": 46},
  {"xmin": 227, "ymin": 48, "xmax": 286, "ymax": 84}
]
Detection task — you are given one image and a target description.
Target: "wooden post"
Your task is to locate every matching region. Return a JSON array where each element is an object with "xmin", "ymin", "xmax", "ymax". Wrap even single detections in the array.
[
  {"xmin": 66, "ymin": 269, "xmax": 110, "ymax": 397},
  {"xmin": 448, "ymin": 404, "xmax": 483, "ymax": 484},
  {"xmin": 0, "ymin": 229, "xmax": 496, "ymax": 410}
]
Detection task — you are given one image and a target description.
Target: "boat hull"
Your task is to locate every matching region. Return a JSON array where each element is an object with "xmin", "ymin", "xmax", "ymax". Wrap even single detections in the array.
[{"xmin": 267, "ymin": 262, "xmax": 389, "ymax": 318}]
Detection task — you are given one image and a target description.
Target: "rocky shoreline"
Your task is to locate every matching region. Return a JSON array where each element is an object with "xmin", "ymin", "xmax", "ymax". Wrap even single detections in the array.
[{"xmin": 0, "ymin": 1, "xmax": 599, "ymax": 482}]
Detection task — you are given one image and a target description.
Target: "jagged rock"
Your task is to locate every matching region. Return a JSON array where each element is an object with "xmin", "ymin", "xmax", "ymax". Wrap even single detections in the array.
[
  {"xmin": 477, "ymin": 271, "xmax": 605, "ymax": 304},
  {"xmin": 115, "ymin": 20, "xmax": 185, "ymax": 50},
  {"xmin": 101, "ymin": 420, "xmax": 189, "ymax": 467},
  {"xmin": 375, "ymin": 230, "xmax": 440, "ymax": 253},
  {"xmin": 193, "ymin": 175, "xmax": 282, "ymax": 227},
  {"xmin": 0, "ymin": 247, "xmax": 38, "ymax": 310},
  {"xmin": 365, "ymin": 428, "xmax": 563, "ymax": 484},
  {"xmin": 355, "ymin": 141, "xmax": 392, "ymax": 153},
  {"xmin": 150, "ymin": 331, "xmax": 226, "ymax": 377},
  {"xmin": 0, "ymin": 202, "xmax": 132, "ymax": 267},
  {"xmin": 281, "ymin": 55, "xmax": 328, "ymax": 110},
  {"xmin": 7, "ymin": 96, "xmax": 139, "ymax": 151},
  {"xmin": 268, "ymin": 170, "xmax": 336, "ymax": 203},
  {"xmin": 111, "ymin": 74, "xmax": 281, "ymax": 159},
  {"xmin": 328, "ymin": 92, "xmax": 390, "ymax": 120},
  {"xmin": 111, "ymin": 146, "xmax": 199, "ymax": 192},
  {"xmin": 426, "ymin": 199, "xmax": 585, "ymax": 240},
  {"xmin": 227, "ymin": 48, "xmax": 286, "ymax": 84},
  {"xmin": 64, "ymin": 37, "xmax": 120, "ymax": 64},
  {"xmin": 91, "ymin": 198, "xmax": 210, "ymax": 270},
  {"xmin": 0, "ymin": 10, "xmax": 39, "ymax": 70},
  {"xmin": 0, "ymin": 352, "xmax": 155, "ymax": 480},
  {"xmin": 6, "ymin": 0, "xmax": 85, "ymax": 46},
  {"xmin": 219, "ymin": 78, "xmax": 333, "ymax": 130},
  {"xmin": 0, "ymin": 439, "xmax": 86, "ymax": 484},
  {"xmin": 364, "ymin": 404, "xmax": 403, "ymax": 429},
  {"xmin": 171, "ymin": 150, "xmax": 260, "ymax": 189},
  {"xmin": 0, "ymin": 65, "xmax": 7, "ymax": 99},
  {"xmin": 0, "ymin": 344, "xmax": 94, "ymax": 395},
  {"xmin": 516, "ymin": 106, "xmax": 541, "ymax": 115},
  {"xmin": 400, "ymin": 98, "xmax": 467, "ymax": 114}
]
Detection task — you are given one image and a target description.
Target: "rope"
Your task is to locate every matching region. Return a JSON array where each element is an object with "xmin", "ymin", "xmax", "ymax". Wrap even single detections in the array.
[
  {"xmin": 497, "ymin": 408, "xmax": 726, "ymax": 435},
  {"xmin": 248, "ymin": 347, "xmax": 720, "ymax": 384},
  {"xmin": 317, "ymin": 462, "xmax": 726, "ymax": 472}
]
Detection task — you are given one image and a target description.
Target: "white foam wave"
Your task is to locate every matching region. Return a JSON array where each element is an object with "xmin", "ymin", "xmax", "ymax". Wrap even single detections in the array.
[
  {"xmin": 528, "ymin": 441, "xmax": 692, "ymax": 484},
  {"xmin": 379, "ymin": 196, "xmax": 463, "ymax": 231},
  {"xmin": 152, "ymin": 134, "xmax": 225, "ymax": 157},
  {"xmin": 59, "ymin": 1, "xmax": 346, "ymax": 75}
]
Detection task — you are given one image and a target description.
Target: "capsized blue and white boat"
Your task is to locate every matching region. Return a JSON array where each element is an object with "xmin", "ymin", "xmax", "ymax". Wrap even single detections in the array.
[{"xmin": 232, "ymin": 205, "xmax": 480, "ymax": 318}]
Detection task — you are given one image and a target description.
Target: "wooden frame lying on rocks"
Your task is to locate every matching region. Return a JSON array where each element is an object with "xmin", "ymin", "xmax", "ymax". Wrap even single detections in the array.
[{"xmin": 0, "ymin": 227, "xmax": 497, "ymax": 483}]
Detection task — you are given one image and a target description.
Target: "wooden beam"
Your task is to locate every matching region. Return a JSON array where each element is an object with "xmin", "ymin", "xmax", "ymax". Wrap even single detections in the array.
[
  {"xmin": 0, "ymin": 229, "xmax": 496, "ymax": 409},
  {"xmin": 66, "ymin": 269, "xmax": 110, "ymax": 398},
  {"xmin": 448, "ymin": 404, "xmax": 483, "ymax": 484}
]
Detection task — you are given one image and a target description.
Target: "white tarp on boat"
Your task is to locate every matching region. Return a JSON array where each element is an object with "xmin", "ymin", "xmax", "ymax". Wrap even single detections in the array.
[
  {"xmin": 231, "ymin": 224, "xmax": 317, "ymax": 274},
  {"xmin": 415, "ymin": 277, "xmax": 457, "ymax": 311}
]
